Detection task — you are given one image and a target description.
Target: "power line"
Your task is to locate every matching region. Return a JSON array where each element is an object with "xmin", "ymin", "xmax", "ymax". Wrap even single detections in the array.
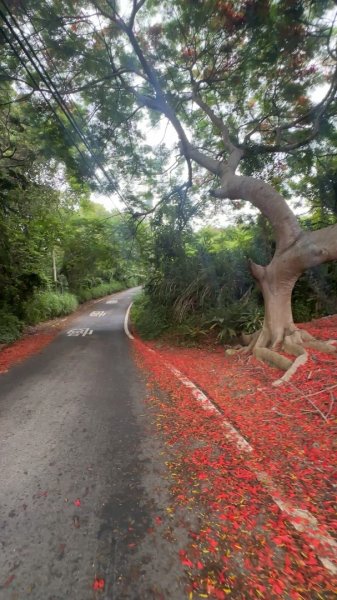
[
  {"xmin": 0, "ymin": 6, "xmax": 97, "ymax": 182},
  {"xmin": 0, "ymin": 0, "xmax": 130, "ymax": 213},
  {"xmin": 0, "ymin": 2, "xmax": 148, "ymax": 277},
  {"xmin": 0, "ymin": 2, "xmax": 105, "ymax": 173}
]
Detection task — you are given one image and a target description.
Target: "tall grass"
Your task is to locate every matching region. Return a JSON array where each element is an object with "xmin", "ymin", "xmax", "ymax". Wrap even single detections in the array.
[
  {"xmin": 131, "ymin": 293, "xmax": 170, "ymax": 339},
  {"xmin": 23, "ymin": 291, "xmax": 79, "ymax": 324},
  {"xmin": 1, "ymin": 282, "xmax": 127, "ymax": 344},
  {"xmin": 76, "ymin": 281, "xmax": 124, "ymax": 303}
]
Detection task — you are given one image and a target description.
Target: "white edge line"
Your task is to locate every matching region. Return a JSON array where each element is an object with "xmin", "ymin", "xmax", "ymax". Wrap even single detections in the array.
[
  {"xmin": 124, "ymin": 302, "xmax": 134, "ymax": 340},
  {"xmin": 141, "ymin": 345, "xmax": 337, "ymax": 575}
]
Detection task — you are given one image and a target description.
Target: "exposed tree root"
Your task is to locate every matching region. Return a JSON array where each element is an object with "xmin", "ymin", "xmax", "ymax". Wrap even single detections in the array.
[
  {"xmin": 240, "ymin": 331, "xmax": 260, "ymax": 353},
  {"xmin": 272, "ymin": 353, "xmax": 308, "ymax": 387},
  {"xmin": 241, "ymin": 328, "xmax": 337, "ymax": 386},
  {"xmin": 304, "ymin": 340, "xmax": 337, "ymax": 354},
  {"xmin": 254, "ymin": 347, "xmax": 292, "ymax": 371}
]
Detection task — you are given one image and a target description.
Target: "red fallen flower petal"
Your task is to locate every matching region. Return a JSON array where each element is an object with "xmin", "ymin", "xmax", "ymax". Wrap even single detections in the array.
[
  {"xmin": 181, "ymin": 557, "xmax": 194, "ymax": 567},
  {"xmin": 92, "ymin": 577, "xmax": 105, "ymax": 591},
  {"xmin": 213, "ymin": 590, "xmax": 227, "ymax": 600},
  {"xmin": 0, "ymin": 333, "xmax": 56, "ymax": 373},
  {"xmin": 179, "ymin": 550, "xmax": 194, "ymax": 567},
  {"xmin": 273, "ymin": 534, "xmax": 292, "ymax": 545},
  {"xmin": 272, "ymin": 579, "xmax": 285, "ymax": 594}
]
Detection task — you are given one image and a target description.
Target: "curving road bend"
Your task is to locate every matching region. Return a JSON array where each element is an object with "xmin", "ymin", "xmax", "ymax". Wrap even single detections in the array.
[{"xmin": 0, "ymin": 288, "xmax": 186, "ymax": 599}]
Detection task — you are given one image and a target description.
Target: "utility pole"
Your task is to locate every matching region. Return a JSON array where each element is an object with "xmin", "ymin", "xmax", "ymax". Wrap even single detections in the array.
[{"xmin": 52, "ymin": 249, "xmax": 57, "ymax": 286}]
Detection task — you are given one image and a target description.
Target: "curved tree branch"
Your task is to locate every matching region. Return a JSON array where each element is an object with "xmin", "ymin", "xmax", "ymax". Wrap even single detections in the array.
[
  {"xmin": 183, "ymin": 141, "xmax": 222, "ymax": 175},
  {"xmin": 213, "ymin": 173, "xmax": 302, "ymax": 253},
  {"xmin": 128, "ymin": 0, "xmax": 147, "ymax": 29},
  {"xmin": 245, "ymin": 64, "xmax": 337, "ymax": 155},
  {"xmin": 192, "ymin": 91, "xmax": 244, "ymax": 171}
]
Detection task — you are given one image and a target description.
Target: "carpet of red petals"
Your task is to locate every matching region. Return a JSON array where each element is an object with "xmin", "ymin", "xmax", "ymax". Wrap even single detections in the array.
[
  {"xmin": 134, "ymin": 314, "xmax": 337, "ymax": 599},
  {"xmin": 0, "ymin": 332, "xmax": 57, "ymax": 373}
]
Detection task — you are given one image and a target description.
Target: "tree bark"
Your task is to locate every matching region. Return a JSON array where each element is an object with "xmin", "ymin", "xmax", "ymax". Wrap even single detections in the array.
[
  {"xmin": 215, "ymin": 172, "xmax": 337, "ymax": 349},
  {"xmin": 249, "ymin": 259, "xmax": 299, "ymax": 348},
  {"xmin": 250, "ymin": 222, "xmax": 337, "ymax": 350}
]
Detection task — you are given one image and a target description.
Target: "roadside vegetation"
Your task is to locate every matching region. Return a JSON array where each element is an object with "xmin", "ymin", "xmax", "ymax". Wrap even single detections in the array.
[
  {"xmin": 0, "ymin": 189, "xmax": 145, "ymax": 343},
  {"xmin": 132, "ymin": 204, "xmax": 337, "ymax": 344},
  {"xmin": 0, "ymin": 105, "xmax": 146, "ymax": 343}
]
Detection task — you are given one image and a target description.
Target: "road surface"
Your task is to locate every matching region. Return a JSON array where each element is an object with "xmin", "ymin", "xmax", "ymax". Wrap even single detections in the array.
[{"xmin": 0, "ymin": 288, "xmax": 186, "ymax": 599}]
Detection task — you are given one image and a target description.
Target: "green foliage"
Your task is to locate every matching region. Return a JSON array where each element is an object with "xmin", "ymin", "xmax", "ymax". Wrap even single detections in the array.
[
  {"xmin": 131, "ymin": 293, "xmax": 170, "ymax": 340},
  {"xmin": 293, "ymin": 265, "xmax": 337, "ymax": 322},
  {"xmin": 60, "ymin": 201, "xmax": 145, "ymax": 295},
  {"xmin": 7, "ymin": 0, "xmax": 333, "ymax": 208},
  {"xmin": 23, "ymin": 291, "xmax": 78, "ymax": 325},
  {"xmin": 76, "ymin": 281, "xmax": 124, "ymax": 303},
  {"xmin": 0, "ymin": 311, "xmax": 23, "ymax": 344},
  {"xmin": 0, "ymin": 106, "xmax": 144, "ymax": 338},
  {"xmin": 134, "ymin": 212, "xmax": 337, "ymax": 343},
  {"xmin": 0, "ymin": 66, "xmax": 146, "ymax": 345}
]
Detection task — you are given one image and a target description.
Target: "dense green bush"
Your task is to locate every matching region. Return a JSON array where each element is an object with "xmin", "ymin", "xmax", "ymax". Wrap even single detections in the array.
[
  {"xmin": 131, "ymin": 293, "xmax": 170, "ymax": 339},
  {"xmin": 23, "ymin": 291, "xmax": 79, "ymax": 324},
  {"xmin": 76, "ymin": 281, "xmax": 124, "ymax": 303},
  {"xmin": 0, "ymin": 311, "xmax": 23, "ymax": 344},
  {"xmin": 292, "ymin": 266, "xmax": 337, "ymax": 323},
  {"xmin": 1, "ymin": 282, "xmax": 127, "ymax": 344},
  {"xmin": 133, "ymin": 217, "xmax": 337, "ymax": 344}
]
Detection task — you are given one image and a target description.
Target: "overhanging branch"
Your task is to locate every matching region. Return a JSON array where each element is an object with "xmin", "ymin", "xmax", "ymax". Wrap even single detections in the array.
[
  {"xmin": 245, "ymin": 64, "xmax": 337, "ymax": 155},
  {"xmin": 192, "ymin": 91, "xmax": 244, "ymax": 171}
]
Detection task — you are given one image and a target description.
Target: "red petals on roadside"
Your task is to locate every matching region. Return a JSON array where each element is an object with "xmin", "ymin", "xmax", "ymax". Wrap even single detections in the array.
[
  {"xmin": 134, "ymin": 314, "xmax": 337, "ymax": 598},
  {"xmin": 179, "ymin": 550, "xmax": 194, "ymax": 568},
  {"xmin": 272, "ymin": 579, "xmax": 285, "ymax": 595},
  {"xmin": 92, "ymin": 577, "xmax": 105, "ymax": 591},
  {"xmin": 0, "ymin": 333, "xmax": 56, "ymax": 373}
]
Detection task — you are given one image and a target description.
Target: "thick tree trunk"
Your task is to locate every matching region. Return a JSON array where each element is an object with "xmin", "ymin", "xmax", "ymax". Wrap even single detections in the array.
[
  {"xmin": 245, "ymin": 257, "xmax": 307, "ymax": 381},
  {"xmin": 252, "ymin": 265, "xmax": 298, "ymax": 349},
  {"xmin": 247, "ymin": 240, "xmax": 336, "ymax": 382},
  {"xmin": 248, "ymin": 222, "xmax": 337, "ymax": 346},
  {"xmin": 248, "ymin": 250, "xmax": 299, "ymax": 356},
  {"xmin": 213, "ymin": 172, "xmax": 337, "ymax": 346}
]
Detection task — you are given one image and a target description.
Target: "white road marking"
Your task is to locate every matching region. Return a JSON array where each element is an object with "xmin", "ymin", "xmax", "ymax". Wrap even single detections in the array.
[
  {"xmin": 106, "ymin": 300, "xmax": 118, "ymax": 304},
  {"xmin": 124, "ymin": 302, "xmax": 134, "ymax": 340},
  {"xmin": 143, "ymin": 346, "xmax": 337, "ymax": 575},
  {"xmin": 168, "ymin": 364, "xmax": 253, "ymax": 452},
  {"xmin": 66, "ymin": 328, "xmax": 93, "ymax": 337},
  {"xmin": 89, "ymin": 311, "xmax": 106, "ymax": 317}
]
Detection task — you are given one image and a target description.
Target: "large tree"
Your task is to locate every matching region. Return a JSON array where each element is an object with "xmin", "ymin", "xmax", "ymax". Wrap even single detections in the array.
[{"xmin": 2, "ymin": 0, "xmax": 337, "ymax": 379}]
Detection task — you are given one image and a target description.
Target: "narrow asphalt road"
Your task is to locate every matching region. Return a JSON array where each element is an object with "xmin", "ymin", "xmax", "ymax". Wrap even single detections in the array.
[{"xmin": 0, "ymin": 289, "xmax": 186, "ymax": 600}]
